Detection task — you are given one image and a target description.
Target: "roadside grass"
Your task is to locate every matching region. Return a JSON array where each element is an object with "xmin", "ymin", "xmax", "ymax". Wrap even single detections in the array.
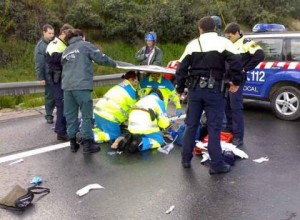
[
  {"xmin": 0, "ymin": 86, "xmax": 112, "ymax": 109},
  {"xmin": 0, "ymin": 38, "xmax": 185, "ymax": 109}
]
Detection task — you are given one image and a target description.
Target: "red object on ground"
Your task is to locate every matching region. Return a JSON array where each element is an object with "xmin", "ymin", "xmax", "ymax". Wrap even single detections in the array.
[
  {"xmin": 203, "ymin": 131, "xmax": 233, "ymax": 143},
  {"xmin": 194, "ymin": 131, "xmax": 233, "ymax": 155},
  {"xmin": 193, "ymin": 146, "xmax": 205, "ymax": 156}
]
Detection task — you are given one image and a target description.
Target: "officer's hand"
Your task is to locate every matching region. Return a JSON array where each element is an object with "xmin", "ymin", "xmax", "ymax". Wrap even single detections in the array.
[
  {"xmin": 229, "ymin": 82, "xmax": 239, "ymax": 93},
  {"xmin": 176, "ymin": 109, "xmax": 183, "ymax": 118},
  {"xmin": 40, "ymin": 80, "xmax": 46, "ymax": 86}
]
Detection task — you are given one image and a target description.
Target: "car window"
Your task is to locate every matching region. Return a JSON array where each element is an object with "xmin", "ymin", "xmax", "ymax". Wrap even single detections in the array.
[
  {"xmin": 290, "ymin": 38, "xmax": 300, "ymax": 61},
  {"xmin": 251, "ymin": 38, "xmax": 283, "ymax": 61}
]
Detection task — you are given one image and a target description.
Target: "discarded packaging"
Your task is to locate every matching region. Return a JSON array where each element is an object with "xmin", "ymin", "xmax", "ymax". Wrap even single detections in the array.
[
  {"xmin": 165, "ymin": 205, "xmax": 175, "ymax": 214},
  {"xmin": 76, "ymin": 184, "xmax": 104, "ymax": 197},
  {"xmin": 253, "ymin": 157, "xmax": 269, "ymax": 163},
  {"xmin": 9, "ymin": 159, "xmax": 24, "ymax": 166}
]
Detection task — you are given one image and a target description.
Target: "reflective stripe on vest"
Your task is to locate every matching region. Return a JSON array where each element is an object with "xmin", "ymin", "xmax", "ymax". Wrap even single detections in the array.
[
  {"xmin": 94, "ymin": 106, "xmax": 120, "ymax": 123},
  {"xmin": 103, "ymin": 96, "xmax": 128, "ymax": 117}
]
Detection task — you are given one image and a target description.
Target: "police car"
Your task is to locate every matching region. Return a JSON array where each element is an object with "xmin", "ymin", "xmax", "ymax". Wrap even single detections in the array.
[
  {"xmin": 167, "ymin": 24, "xmax": 300, "ymax": 121},
  {"xmin": 243, "ymin": 24, "xmax": 300, "ymax": 120}
]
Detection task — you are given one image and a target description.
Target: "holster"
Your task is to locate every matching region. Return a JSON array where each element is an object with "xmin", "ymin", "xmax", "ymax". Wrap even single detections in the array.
[
  {"xmin": 221, "ymin": 79, "xmax": 230, "ymax": 98},
  {"xmin": 186, "ymin": 76, "xmax": 200, "ymax": 89}
]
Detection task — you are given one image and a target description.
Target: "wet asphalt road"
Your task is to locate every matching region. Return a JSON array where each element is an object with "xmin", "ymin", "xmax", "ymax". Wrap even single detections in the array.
[{"xmin": 0, "ymin": 101, "xmax": 299, "ymax": 220}]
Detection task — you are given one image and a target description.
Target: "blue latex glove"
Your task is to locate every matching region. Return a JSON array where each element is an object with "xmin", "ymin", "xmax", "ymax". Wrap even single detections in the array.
[
  {"xmin": 30, "ymin": 176, "xmax": 42, "ymax": 185},
  {"xmin": 176, "ymin": 109, "xmax": 183, "ymax": 118}
]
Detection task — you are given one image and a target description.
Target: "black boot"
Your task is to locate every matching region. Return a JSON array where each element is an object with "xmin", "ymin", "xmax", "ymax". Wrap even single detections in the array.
[
  {"xmin": 57, "ymin": 133, "xmax": 69, "ymax": 141},
  {"xmin": 70, "ymin": 138, "xmax": 80, "ymax": 153},
  {"xmin": 81, "ymin": 139, "xmax": 101, "ymax": 154}
]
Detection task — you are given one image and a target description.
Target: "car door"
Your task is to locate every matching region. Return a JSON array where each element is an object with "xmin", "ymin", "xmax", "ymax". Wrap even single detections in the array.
[{"xmin": 243, "ymin": 36, "xmax": 285, "ymax": 99}]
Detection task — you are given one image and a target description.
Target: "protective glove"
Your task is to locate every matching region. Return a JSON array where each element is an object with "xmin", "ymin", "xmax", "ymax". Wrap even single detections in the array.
[{"xmin": 176, "ymin": 109, "xmax": 183, "ymax": 118}]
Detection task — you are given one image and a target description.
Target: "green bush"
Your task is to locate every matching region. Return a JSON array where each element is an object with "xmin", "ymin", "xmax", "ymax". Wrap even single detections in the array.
[
  {"xmin": 0, "ymin": 36, "xmax": 35, "ymax": 82},
  {"xmin": 0, "ymin": 96, "xmax": 16, "ymax": 108},
  {"xmin": 22, "ymin": 95, "xmax": 44, "ymax": 108}
]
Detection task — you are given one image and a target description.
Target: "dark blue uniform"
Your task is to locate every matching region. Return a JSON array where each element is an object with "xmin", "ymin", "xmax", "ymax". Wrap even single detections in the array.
[
  {"xmin": 224, "ymin": 36, "xmax": 264, "ymax": 146},
  {"xmin": 46, "ymin": 37, "xmax": 68, "ymax": 139},
  {"xmin": 176, "ymin": 32, "xmax": 243, "ymax": 171},
  {"xmin": 34, "ymin": 38, "xmax": 55, "ymax": 123}
]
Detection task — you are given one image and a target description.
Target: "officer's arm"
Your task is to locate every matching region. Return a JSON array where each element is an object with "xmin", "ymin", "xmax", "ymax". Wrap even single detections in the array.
[
  {"xmin": 135, "ymin": 47, "xmax": 146, "ymax": 62},
  {"xmin": 175, "ymin": 44, "xmax": 191, "ymax": 94},
  {"xmin": 87, "ymin": 43, "xmax": 117, "ymax": 67},
  {"xmin": 34, "ymin": 45, "xmax": 46, "ymax": 81},
  {"xmin": 152, "ymin": 48, "xmax": 163, "ymax": 66},
  {"xmin": 244, "ymin": 49, "xmax": 265, "ymax": 72},
  {"xmin": 223, "ymin": 41, "xmax": 243, "ymax": 86}
]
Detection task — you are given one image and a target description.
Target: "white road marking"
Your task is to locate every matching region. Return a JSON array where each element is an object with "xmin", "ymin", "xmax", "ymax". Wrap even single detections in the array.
[
  {"xmin": 0, "ymin": 114, "xmax": 186, "ymax": 164},
  {"xmin": 0, "ymin": 142, "xmax": 69, "ymax": 164}
]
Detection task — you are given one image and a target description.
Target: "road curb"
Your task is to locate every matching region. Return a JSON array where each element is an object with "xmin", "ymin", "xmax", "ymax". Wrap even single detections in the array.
[
  {"xmin": 0, "ymin": 107, "xmax": 44, "ymax": 122},
  {"xmin": 0, "ymin": 99, "xmax": 101, "ymax": 122}
]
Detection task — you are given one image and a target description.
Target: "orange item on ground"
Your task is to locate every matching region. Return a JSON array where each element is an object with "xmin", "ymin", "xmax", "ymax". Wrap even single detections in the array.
[{"xmin": 203, "ymin": 131, "xmax": 233, "ymax": 143}]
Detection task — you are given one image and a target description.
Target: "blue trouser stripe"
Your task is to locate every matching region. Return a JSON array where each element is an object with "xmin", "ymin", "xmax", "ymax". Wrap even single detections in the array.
[
  {"xmin": 140, "ymin": 131, "xmax": 163, "ymax": 151},
  {"xmin": 94, "ymin": 114, "xmax": 121, "ymax": 140}
]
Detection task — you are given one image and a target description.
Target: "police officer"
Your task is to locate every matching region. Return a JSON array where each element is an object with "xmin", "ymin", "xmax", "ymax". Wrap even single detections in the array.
[
  {"xmin": 46, "ymin": 24, "xmax": 73, "ymax": 141},
  {"xmin": 93, "ymin": 71, "xmax": 139, "ymax": 143},
  {"xmin": 139, "ymin": 72, "xmax": 183, "ymax": 116},
  {"xmin": 34, "ymin": 24, "xmax": 55, "ymax": 124},
  {"xmin": 135, "ymin": 32, "xmax": 163, "ymax": 66},
  {"xmin": 224, "ymin": 22, "xmax": 265, "ymax": 147},
  {"xmin": 176, "ymin": 16, "xmax": 243, "ymax": 174},
  {"xmin": 211, "ymin": 15, "xmax": 223, "ymax": 36},
  {"xmin": 121, "ymin": 89, "xmax": 170, "ymax": 153},
  {"xmin": 61, "ymin": 29, "xmax": 117, "ymax": 154}
]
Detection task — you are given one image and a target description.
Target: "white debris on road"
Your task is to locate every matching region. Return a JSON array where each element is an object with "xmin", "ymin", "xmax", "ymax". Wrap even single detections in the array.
[
  {"xmin": 253, "ymin": 157, "xmax": 269, "ymax": 163},
  {"xmin": 76, "ymin": 184, "xmax": 105, "ymax": 197},
  {"xmin": 9, "ymin": 158, "xmax": 24, "ymax": 166},
  {"xmin": 165, "ymin": 205, "xmax": 175, "ymax": 214}
]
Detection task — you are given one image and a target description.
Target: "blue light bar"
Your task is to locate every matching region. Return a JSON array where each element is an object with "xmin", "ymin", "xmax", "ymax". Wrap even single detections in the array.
[{"xmin": 252, "ymin": 23, "xmax": 286, "ymax": 32}]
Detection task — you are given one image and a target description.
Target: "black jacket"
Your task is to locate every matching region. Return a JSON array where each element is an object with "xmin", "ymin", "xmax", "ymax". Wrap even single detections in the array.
[{"xmin": 176, "ymin": 32, "xmax": 243, "ymax": 93}]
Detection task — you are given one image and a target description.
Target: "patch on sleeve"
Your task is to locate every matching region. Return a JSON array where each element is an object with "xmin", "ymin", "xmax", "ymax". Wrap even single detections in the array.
[{"xmin": 250, "ymin": 42, "xmax": 258, "ymax": 48}]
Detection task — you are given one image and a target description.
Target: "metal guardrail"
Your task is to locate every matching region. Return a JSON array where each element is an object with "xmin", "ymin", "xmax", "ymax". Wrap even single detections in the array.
[{"xmin": 0, "ymin": 73, "xmax": 124, "ymax": 96}]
